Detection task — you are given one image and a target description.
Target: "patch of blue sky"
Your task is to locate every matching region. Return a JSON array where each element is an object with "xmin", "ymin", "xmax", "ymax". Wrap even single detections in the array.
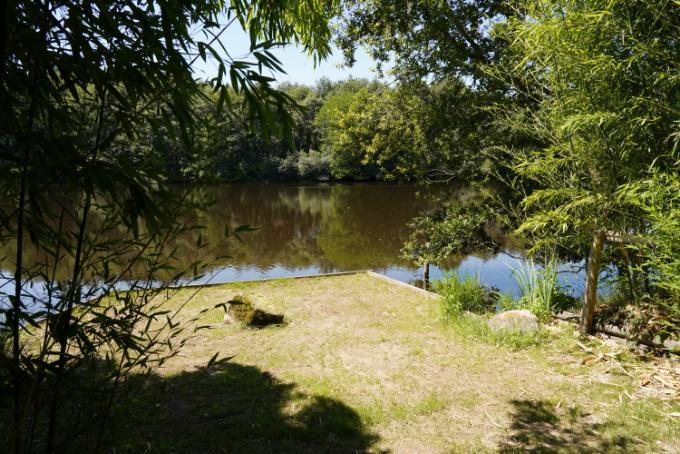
[{"xmin": 190, "ymin": 19, "xmax": 391, "ymax": 86}]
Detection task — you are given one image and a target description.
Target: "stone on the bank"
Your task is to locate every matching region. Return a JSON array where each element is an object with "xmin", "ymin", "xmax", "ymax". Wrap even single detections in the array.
[{"xmin": 488, "ymin": 310, "xmax": 539, "ymax": 333}]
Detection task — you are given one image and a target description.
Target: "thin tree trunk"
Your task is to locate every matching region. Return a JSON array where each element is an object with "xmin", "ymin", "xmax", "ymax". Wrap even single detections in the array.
[
  {"xmin": 0, "ymin": 0, "xmax": 9, "ymax": 90},
  {"xmin": 423, "ymin": 262, "xmax": 430, "ymax": 290},
  {"xmin": 12, "ymin": 160, "xmax": 28, "ymax": 454},
  {"xmin": 581, "ymin": 231, "xmax": 606, "ymax": 335},
  {"xmin": 15, "ymin": 4, "xmax": 48, "ymax": 448},
  {"xmin": 46, "ymin": 195, "xmax": 91, "ymax": 453},
  {"xmin": 12, "ymin": 52, "xmax": 39, "ymax": 452}
]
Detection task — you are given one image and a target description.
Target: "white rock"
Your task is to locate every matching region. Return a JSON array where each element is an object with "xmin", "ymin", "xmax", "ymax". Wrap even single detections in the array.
[{"xmin": 488, "ymin": 310, "xmax": 540, "ymax": 333}]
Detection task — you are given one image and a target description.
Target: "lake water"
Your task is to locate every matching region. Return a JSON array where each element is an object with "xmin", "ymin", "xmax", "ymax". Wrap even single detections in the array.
[
  {"xmin": 188, "ymin": 183, "xmax": 587, "ymax": 296},
  {"xmin": 0, "ymin": 182, "xmax": 589, "ymax": 303}
]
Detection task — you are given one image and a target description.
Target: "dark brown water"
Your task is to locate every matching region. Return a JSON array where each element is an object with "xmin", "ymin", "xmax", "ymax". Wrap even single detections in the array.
[
  {"xmin": 184, "ymin": 183, "xmax": 585, "ymax": 295},
  {"xmin": 202, "ymin": 182, "xmax": 426, "ymax": 274},
  {"xmin": 1, "ymin": 182, "xmax": 587, "ymax": 300}
]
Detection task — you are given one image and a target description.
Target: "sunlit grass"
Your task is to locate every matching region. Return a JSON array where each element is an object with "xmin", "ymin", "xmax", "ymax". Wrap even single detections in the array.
[
  {"xmin": 446, "ymin": 311, "xmax": 553, "ymax": 349},
  {"xmin": 107, "ymin": 272, "xmax": 679, "ymax": 453}
]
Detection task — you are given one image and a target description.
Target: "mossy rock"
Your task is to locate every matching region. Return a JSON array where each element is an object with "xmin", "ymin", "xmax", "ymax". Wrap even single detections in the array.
[{"xmin": 223, "ymin": 294, "xmax": 284, "ymax": 327}]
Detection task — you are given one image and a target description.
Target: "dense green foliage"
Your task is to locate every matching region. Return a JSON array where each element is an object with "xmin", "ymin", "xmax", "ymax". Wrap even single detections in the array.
[
  {"xmin": 618, "ymin": 172, "xmax": 680, "ymax": 341},
  {"xmin": 623, "ymin": 173, "xmax": 680, "ymax": 303},
  {"xmin": 138, "ymin": 76, "xmax": 502, "ymax": 182},
  {"xmin": 0, "ymin": 0, "xmax": 334, "ymax": 451},
  {"xmin": 335, "ymin": 0, "xmax": 514, "ymax": 86},
  {"xmin": 328, "ymin": 78, "xmax": 504, "ymax": 180},
  {"xmin": 494, "ymin": 0, "xmax": 678, "ymax": 255},
  {"xmin": 436, "ymin": 274, "xmax": 491, "ymax": 315},
  {"xmin": 401, "ymin": 202, "xmax": 494, "ymax": 267},
  {"xmin": 492, "ymin": 0, "xmax": 679, "ymax": 333},
  {"xmin": 136, "ymin": 78, "xmax": 369, "ymax": 181},
  {"xmin": 116, "ymin": 1, "xmax": 530, "ymax": 185},
  {"xmin": 337, "ymin": 0, "xmax": 679, "ymax": 337}
]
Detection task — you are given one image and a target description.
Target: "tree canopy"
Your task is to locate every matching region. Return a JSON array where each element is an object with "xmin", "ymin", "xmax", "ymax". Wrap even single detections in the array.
[
  {"xmin": 0, "ymin": 1, "xmax": 336, "ymax": 451},
  {"xmin": 335, "ymin": 0, "xmax": 515, "ymax": 86},
  {"xmin": 492, "ymin": 0, "xmax": 679, "ymax": 333}
]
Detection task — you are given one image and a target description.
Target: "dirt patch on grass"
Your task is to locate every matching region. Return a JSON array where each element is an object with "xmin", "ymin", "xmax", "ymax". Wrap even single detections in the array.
[{"xmin": 114, "ymin": 273, "xmax": 679, "ymax": 453}]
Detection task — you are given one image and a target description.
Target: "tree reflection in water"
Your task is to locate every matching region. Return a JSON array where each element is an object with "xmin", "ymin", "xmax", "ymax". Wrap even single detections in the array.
[{"xmin": 1, "ymin": 183, "xmax": 585, "ymax": 295}]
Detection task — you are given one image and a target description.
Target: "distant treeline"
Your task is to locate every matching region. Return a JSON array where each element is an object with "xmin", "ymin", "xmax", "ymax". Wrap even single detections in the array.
[{"xmin": 143, "ymin": 77, "xmax": 509, "ymax": 183}]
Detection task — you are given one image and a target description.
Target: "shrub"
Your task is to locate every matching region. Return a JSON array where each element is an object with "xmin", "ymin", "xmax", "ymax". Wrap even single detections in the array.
[
  {"xmin": 277, "ymin": 152, "xmax": 301, "ymax": 178},
  {"xmin": 497, "ymin": 292, "xmax": 518, "ymax": 311},
  {"xmin": 435, "ymin": 274, "xmax": 491, "ymax": 316},
  {"xmin": 622, "ymin": 172, "xmax": 680, "ymax": 340},
  {"xmin": 297, "ymin": 149, "xmax": 331, "ymax": 179},
  {"xmin": 598, "ymin": 279, "xmax": 679, "ymax": 345},
  {"xmin": 401, "ymin": 203, "xmax": 493, "ymax": 268}
]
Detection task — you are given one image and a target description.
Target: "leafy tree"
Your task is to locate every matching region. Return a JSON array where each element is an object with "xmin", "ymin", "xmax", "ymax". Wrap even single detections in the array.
[
  {"xmin": 401, "ymin": 202, "xmax": 495, "ymax": 282},
  {"xmin": 279, "ymin": 82, "xmax": 325, "ymax": 153},
  {"xmin": 326, "ymin": 88, "xmax": 384, "ymax": 179},
  {"xmin": 492, "ymin": 0, "xmax": 679, "ymax": 334},
  {"xmin": 620, "ymin": 171, "xmax": 680, "ymax": 340},
  {"xmin": 335, "ymin": 0, "xmax": 515, "ymax": 86},
  {"xmin": 329, "ymin": 85, "xmax": 432, "ymax": 180},
  {"xmin": 315, "ymin": 79, "xmax": 378, "ymax": 153},
  {"xmin": 0, "ymin": 0, "xmax": 334, "ymax": 451},
  {"xmin": 296, "ymin": 149, "xmax": 332, "ymax": 179},
  {"xmin": 333, "ymin": 1, "xmax": 537, "ymax": 184},
  {"xmin": 326, "ymin": 77, "xmax": 504, "ymax": 181}
]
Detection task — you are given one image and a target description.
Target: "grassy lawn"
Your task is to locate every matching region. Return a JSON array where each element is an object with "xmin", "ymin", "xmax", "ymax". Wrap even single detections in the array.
[{"xmin": 113, "ymin": 272, "xmax": 679, "ymax": 453}]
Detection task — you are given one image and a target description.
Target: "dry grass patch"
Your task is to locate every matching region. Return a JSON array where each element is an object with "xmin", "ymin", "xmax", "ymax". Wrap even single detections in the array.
[{"xmin": 112, "ymin": 273, "xmax": 679, "ymax": 453}]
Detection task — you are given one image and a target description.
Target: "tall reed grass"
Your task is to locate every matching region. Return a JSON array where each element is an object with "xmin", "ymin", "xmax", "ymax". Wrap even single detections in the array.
[{"xmin": 509, "ymin": 260, "xmax": 559, "ymax": 319}]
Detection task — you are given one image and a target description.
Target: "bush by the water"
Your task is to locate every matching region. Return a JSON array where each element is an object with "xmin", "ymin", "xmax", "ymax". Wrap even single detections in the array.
[
  {"xmin": 436, "ymin": 261, "xmax": 575, "ymax": 322},
  {"xmin": 435, "ymin": 274, "xmax": 492, "ymax": 315},
  {"xmin": 280, "ymin": 149, "xmax": 331, "ymax": 180},
  {"xmin": 510, "ymin": 260, "xmax": 557, "ymax": 319},
  {"xmin": 435, "ymin": 273, "xmax": 552, "ymax": 349}
]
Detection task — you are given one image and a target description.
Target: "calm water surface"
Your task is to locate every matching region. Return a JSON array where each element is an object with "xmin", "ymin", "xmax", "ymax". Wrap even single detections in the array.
[
  {"xmin": 0, "ymin": 182, "xmax": 588, "ymax": 301},
  {"xmin": 191, "ymin": 183, "xmax": 586, "ymax": 296}
]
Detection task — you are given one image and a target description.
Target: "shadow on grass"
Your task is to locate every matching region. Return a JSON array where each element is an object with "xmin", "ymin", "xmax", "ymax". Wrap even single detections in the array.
[
  {"xmin": 498, "ymin": 399, "xmax": 634, "ymax": 453},
  {"xmin": 113, "ymin": 361, "xmax": 380, "ymax": 453}
]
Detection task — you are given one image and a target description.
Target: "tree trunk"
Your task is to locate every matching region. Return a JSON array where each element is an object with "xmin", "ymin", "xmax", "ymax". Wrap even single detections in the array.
[
  {"xmin": 12, "ymin": 159, "xmax": 28, "ymax": 454},
  {"xmin": 423, "ymin": 262, "xmax": 430, "ymax": 290},
  {"xmin": 581, "ymin": 231, "xmax": 606, "ymax": 335}
]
